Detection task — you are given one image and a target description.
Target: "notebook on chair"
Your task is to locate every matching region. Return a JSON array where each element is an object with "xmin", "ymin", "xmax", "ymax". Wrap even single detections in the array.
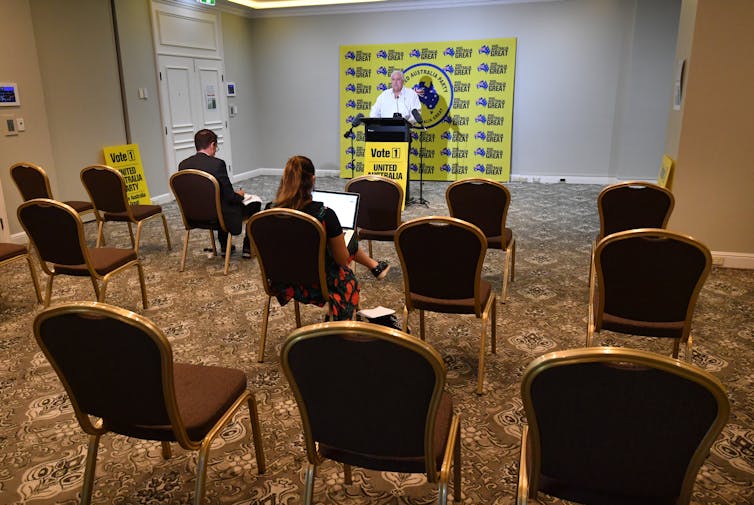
[{"xmin": 311, "ymin": 189, "xmax": 360, "ymax": 248}]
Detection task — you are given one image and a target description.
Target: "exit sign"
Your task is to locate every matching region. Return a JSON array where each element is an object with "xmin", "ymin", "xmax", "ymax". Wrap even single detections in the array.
[{"xmin": 197, "ymin": 0, "xmax": 215, "ymax": 5}]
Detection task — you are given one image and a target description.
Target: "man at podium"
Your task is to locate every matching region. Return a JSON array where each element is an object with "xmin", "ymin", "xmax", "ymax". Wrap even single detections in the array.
[{"xmin": 370, "ymin": 70, "xmax": 422, "ymax": 122}]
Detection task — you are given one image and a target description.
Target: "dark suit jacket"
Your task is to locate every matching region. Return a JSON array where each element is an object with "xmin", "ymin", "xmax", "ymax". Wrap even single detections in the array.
[{"xmin": 178, "ymin": 152, "xmax": 244, "ymax": 235}]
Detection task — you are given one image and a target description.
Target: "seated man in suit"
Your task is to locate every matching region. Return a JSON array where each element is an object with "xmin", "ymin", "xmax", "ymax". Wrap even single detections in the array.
[{"xmin": 179, "ymin": 129, "xmax": 260, "ymax": 258}]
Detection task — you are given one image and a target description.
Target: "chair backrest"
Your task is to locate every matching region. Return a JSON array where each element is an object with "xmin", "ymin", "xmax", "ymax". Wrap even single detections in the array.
[
  {"xmin": 344, "ymin": 175, "xmax": 403, "ymax": 231},
  {"xmin": 521, "ymin": 347, "xmax": 729, "ymax": 505},
  {"xmin": 81, "ymin": 164, "xmax": 130, "ymax": 214},
  {"xmin": 595, "ymin": 229, "xmax": 711, "ymax": 335},
  {"xmin": 17, "ymin": 199, "xmax": 88, "ymax": 267},
  {"xmin": 32, "ymin": 302, "xmax": 192, "ymax": 444},
  {"xmin": 169, "ymin": 170, "xmax": 226, "ymax": 232},
  {"xmin": 598, "ymin": 181, "xmax": 674, "ymax": 239},
  {"xmin": 281, "ymin": 321, "xmax": 447, "ymax": 480},
  {"xmin": 248, "ymin": 208, "xmax": 328, "ymax": 297},
  {"xmin": 446, "ymin": 178, "xmax": 511, "ymax": 238},
  {"xmin": 395, "ymin": 216, "xmax": 487, "ymax": 307},
  {"xmin": 10, "ymin": 161, "xmax": 53, "ymax": 200}
]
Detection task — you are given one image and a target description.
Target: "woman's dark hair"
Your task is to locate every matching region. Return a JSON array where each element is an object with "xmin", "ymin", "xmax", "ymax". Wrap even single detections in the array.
[{"xmin": 274, "ymin": 155, "xmax": 315, "ymax": 210}]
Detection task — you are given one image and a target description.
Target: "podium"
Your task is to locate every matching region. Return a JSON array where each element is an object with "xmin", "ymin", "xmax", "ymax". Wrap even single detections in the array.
[{"xmin": 362, "ymin": 117, "xmax": 411, "ymax": 206}]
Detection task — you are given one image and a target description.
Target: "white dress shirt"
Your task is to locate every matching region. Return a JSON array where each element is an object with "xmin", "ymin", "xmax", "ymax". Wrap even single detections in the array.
[{"xmin": 370, "ymin": 87, "xmax": 422, "ymax": 123}]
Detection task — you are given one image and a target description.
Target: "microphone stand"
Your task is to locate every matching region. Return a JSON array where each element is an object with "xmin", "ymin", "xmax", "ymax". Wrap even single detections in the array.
[{"xmin": 415, "ymin": 124, "xmax": 429, "ymax": 206}]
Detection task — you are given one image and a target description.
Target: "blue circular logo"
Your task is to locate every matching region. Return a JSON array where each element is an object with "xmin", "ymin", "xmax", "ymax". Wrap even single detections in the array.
[{"xmin": 403, "ymin": 63, "xmax": 453, "ymax": 129}]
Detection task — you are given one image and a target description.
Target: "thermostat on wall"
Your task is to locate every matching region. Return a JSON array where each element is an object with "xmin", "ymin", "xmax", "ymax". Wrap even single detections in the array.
[{"xmin": 0, "ymin": 83, "xmax": 20, "ymax": 106}]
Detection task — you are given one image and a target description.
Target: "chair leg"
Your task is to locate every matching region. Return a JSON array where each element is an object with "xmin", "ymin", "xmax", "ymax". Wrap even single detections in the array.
[
  {"xmin": 194, "ymin": 439, "xmax": 213, "ymax": 505},
  {"xmin": 136, "ymin": 262, "xmax": 149, "ymax": 309},
  {"xmin": 44, "ymin": 274, "xmax": 55, "ymax": 307},
  {"xmin": 684, "ymin": 335, "xmax": 693, "ymax": 363},
  {"xmin": 126, "ymin": 222, "xmax": 136, "ymax": 249},
  {"xmin": 419, "ymin": 309, "xmax": 426, "ymax": 340},
  {"xmin": 344, "ymin": 463, "xmax": 353, "ymax": 484},
  {"xmin": 135, "ymin": 221, "xmax": 144, "ymax": 255},
  {"xmin": 223, "ymin": 235, "xmax": 232, "ymax": 275},
  {"xmin": 258, "ymin": 296, "xmax": 271, "ymax": 363},
  {"xmin": 368, "ymin": 240, "xmax": 373, "ymax": 258},
  {"xmin": 161, "ymin": 441, "xmax": 172, "ymax": 459},
  {"xmin": 25, "ymin": 255, "xmax": 42, "ymax": 303},
  {"xmin": 180, "ymin": 230, "xmax": 190, "ymax": 272},
  {"xmin": 81, "ymin": 433, "xmax": 101, "ymax": 505},
  {"xmin": 96, "ymin": 220, "xmax": 105, "ymax": 248},
  {"xmin": 97, "ymin": 277, "xmax": 107, "ymax": 302},
  {"xmin": 160, "ymin": 213, "xmax": 172, "ymax": 250},
  {"xmin": 246, "ymin": 396, "xmax": 266, "ymax": 474},
  {"xmin": 209, "ymin": 230, "xmax": 217, "ymax": 255},
  {"xmin": 294, "ymin": 301, "xmax": 302, "ymax": 327},
  {"xmin": 501, "ymin": 239, "xmax": 515, "ymax": 303},
  {"xmin": 304, "ymin": 462, "xmax": 317, "ymax": 505},
  {"xmin": 403, "ymin": 305, "xmax": 410, "ymax": 333}
]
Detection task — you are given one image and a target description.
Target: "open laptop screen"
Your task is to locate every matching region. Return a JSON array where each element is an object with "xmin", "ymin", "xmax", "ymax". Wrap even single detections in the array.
[{"xmin": 311, "ymin": 190, "xmax": 360, "ymax": 230}]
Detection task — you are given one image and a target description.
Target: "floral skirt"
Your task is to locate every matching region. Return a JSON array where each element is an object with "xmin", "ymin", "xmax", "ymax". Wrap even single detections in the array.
[{"xmin": 272, "ymin": 260, "xmax": 360, "ymax": 321}]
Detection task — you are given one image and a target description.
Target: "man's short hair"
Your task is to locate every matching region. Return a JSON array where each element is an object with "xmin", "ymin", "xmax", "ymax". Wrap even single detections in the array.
[
  {"xmin": 194, "ymin": 129, "xmax": 217, "ymax": 151},
  {"xmin": 390, "ymin": 70, "xmax": 404, "ymax": 80}
]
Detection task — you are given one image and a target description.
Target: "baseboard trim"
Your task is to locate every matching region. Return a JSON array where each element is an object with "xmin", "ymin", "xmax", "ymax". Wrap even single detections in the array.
[
  {"xmin": 509, "ymin": 175, "xmax": 656, "ymax": 185},
  {"xmin": 711, "ymin": 251, "xmax": 754, "ymax": 270}
]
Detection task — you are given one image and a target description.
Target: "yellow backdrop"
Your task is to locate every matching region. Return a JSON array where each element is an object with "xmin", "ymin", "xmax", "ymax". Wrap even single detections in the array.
[{"xmin": 340, "ymin": 39, "xmax": 516, "ymax": 181}]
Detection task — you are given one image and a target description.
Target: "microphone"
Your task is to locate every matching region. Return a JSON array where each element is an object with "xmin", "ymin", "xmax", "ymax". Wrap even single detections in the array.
[
  {"xmin": 351, "ymin": 113, "xmax": 364, "ymax": 127},
  {"xmin": 412, "ymin": 109, "xmax": 427, "ymax": 130}
]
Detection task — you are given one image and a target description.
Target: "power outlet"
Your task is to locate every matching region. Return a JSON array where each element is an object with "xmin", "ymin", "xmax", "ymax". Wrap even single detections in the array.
[{"xmin": 712, "ymin": 256, "xmax": 724, "ymax": 266}]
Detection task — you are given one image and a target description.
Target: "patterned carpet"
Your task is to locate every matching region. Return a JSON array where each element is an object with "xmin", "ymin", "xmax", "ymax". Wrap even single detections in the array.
[{"xmin": 1, "ymin": 176, "xmax": 753, "ymax": 504}]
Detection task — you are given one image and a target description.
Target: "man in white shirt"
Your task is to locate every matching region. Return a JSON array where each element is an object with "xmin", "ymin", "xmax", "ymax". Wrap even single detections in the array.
[{"xmin": 370, "ymin": 70, "xmax": 423, "ymax": 122}]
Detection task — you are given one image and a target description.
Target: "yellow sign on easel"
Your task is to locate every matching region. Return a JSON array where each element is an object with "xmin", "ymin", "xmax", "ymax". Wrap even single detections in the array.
[
  {"xmin": 658, "ymin": 154, "xmax": 674, "ymax": 189},
  {"xmin": 363, "ymin": 141, "xmax": 409, "ymax": 208},
  {"xmin": 102, "ymin": 144, "xmax": 151, "ymax": 204}
]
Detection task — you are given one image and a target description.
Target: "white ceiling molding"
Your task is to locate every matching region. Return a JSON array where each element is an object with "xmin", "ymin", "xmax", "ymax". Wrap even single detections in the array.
[{"xmin": 177, "ymin": 0, "xmax": 562, "ymax": 19}]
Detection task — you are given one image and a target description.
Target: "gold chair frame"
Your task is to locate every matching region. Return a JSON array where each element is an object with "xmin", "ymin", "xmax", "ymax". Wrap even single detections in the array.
[
  {"xmin": 0, "ymin": 243, "xmax": 42, "ymax": 304},
  {"xmin": 18, "ymin": 199, "xmax": 148, "ymax": 308},
  {"xmin": 517, "ymin": 346, "xmax": 729, "ymax": 505},
  {"xmin": 33, "ymin": 301, "xmax": 266, "ymax": 505},
  {"xmin": 10, "ymin": 161, "xmax": 95, "ymax": 218},
  {"xmin": 81, "ymin": 164, "xmax": 172, "ymax": 254},
  {"xmin": 281, "ymin": 321, "xmax": 462, "ymax": 504},
  {"xmin": 587, "ymin": 228, "xmax": 712, "ymax": 362},
  {"xmin": 169, "ymin": 169, "xmax": 233, "ymax": 275},
  {"xmin": 396, "ymin": 216, "xmax": 497, "ymax": 395}
]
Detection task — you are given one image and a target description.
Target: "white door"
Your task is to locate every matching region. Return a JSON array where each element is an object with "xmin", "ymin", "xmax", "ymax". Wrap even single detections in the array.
[{"xmin": 158, "ymin": 55, "xmax": 233, "ymax": 175}]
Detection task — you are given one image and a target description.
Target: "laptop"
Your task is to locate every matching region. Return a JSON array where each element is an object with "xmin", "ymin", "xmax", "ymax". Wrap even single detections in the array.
[{"xmin": 311, "ymin": 189, "xmax": 360, "ymax": 248}]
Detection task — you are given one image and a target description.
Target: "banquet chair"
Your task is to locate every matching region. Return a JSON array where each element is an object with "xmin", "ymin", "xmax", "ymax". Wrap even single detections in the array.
[
  {"xmin": 18, "ymin": 199, "xmax": 148, "ymax": 308},
  {"xmin": 590, "ymin": 181, "xmax": 674, "ymax": 283},
  {"xmin": 248, "ymin": 208, "xmax": 332, "ymax": 362},
  {"xmin": 446, "ymin": 178, "xmax": 515, "ymax": 302},
  {"xmin": 344, "ymin": 174, "xmax": 404, "ymax": 257},
  {"xmin": 170, "ymin": 169, "xmax": 233, "ymax": 275},
  {"xmin": 587, "ymin": 228, "xmax": 711, "ymax": 362},
  {"xmin": 281, "ymin": 321, "xmax": 461, "ymax": 504},
  {"xmin": 0, "ymin": 242, "xmax": 42, "ymax": 304},
  {"xmin": 516, "ymin": 347, "xmax": 729, "ymax": 505},
  {"xmin": 10, "ymin": 161, "xmax": 94, "ymax": 216},
  {"xmin": 395, "ymin": 216, "xmax": 496, "ymax": 394},
  {"xmin": 80, "ymin": 164, "xmax": 172, "ymax": 254},
  {"xmin": 33, "ymin": 301, "xmax": 265, "ymax": 505}
]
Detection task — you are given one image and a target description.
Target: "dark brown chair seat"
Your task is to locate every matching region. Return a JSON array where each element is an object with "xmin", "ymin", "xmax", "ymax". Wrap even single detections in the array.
[
  {"xmin": 33, "ymin": 301, "xmax": 265, "ymax": 505},
  {"xmin": 396, "ymin": 216, "xmax": 496, "ymax": 395},
  {"xmin": 81, "ymin": 164, "xmax": 171, "ymax": 254},
  {"xmin": 446, "ymin": 178, "xmax": 515, "ymax": 302},
  {"xmin": 516, "ymin": 347, "xmax": 729, "ymax": 505},
  {"xmin": 587, "ymin": 228, "xmax": 711, "ymax": 361},
  {"xmin": 0, "ymin": 242, "xmax": 42, "ymax": 303},
  {"xmin": 344, "ymin": 175, "xmax": 403, "ymax": 257},
  {"xmin": 18, "ymin": 198, "xmax": 148, "ymax": 308},
  {"xmin": 170, "ymin": 170, "xmax": 233, "ymax": 275},
  {"xmin": 281, "ymin": 321, "xmax": 461, "ymax": 504}
]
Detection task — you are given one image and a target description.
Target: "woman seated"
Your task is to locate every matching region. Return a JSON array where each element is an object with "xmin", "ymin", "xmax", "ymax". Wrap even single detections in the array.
[{"xmin": 271, "ymin": 155, "xmax": 390, "ymax": 320}]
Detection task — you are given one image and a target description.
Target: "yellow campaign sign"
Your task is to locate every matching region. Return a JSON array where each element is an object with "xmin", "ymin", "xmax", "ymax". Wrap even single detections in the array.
[
  {"xmin": 340, "ymin": 38, "xmax": 516, "ymax": 182},
  {"xmin": 364, "ymin": 141, "xmax": 409, "ymax": 208},
  {"xmin": 102, "ymin": 144, "xmax": 151, "ymax": 205}
]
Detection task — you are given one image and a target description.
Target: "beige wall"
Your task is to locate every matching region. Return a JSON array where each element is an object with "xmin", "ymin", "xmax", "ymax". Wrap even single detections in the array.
[
  {"xmin": 0, "ymin": 0, "xmax": 56, "ymax": 236},
  {"xmin": 666, "ymin": 0, "xmax": 754, "ymax": 255}
]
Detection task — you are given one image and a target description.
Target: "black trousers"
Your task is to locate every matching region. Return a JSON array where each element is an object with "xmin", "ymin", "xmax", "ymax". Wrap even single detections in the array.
[{"xmin": 218, "ymin": 201, "xmax": 261, "ymax": 251}]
